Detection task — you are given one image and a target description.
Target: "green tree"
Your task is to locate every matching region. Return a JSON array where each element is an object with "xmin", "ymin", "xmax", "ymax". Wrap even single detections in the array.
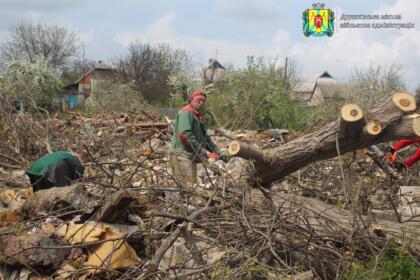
[
  {"xmin": 85, "ymin": 79, "xmax": 152, "ymax": 113},
  {"xmin": 0, "ymin": 57, "xmax": 62, "ymax": 107},
  {"xmin": 206, "ymin": 56, "xmax": 306, "ymax": 131}
]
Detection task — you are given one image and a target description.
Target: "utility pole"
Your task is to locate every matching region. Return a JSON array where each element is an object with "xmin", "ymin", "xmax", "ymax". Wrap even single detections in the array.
[{"xmin": 284, "ymin": 57, "xmax": 288, "ymax": 80}]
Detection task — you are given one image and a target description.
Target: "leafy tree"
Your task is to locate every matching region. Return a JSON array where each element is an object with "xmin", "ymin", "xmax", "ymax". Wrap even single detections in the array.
[
  {"xmin": 86, "ymin": 79, "xmax": 152, "ymax": 113},
  {"xmin": 0, "ymin": 20, "xmax": 81, "ymax": 71},
  {"xmin": 116, "ymin": 42, "xmax": 193, "ymax": 101},
  {"xmin": 206, "ymin": 56, "xmax": 307, "ymax": 131},
  {"xmin": 0, "ymin": 57, "xmax": 62, "ymax": 107}
]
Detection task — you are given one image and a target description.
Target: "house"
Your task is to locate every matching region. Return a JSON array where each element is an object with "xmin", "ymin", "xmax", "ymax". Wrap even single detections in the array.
[
  {"xmin": 62, "ymin": 61, "xmax": 116, "ymax": 109},
  {"xmin": 202, "ymin": 58, "xmax": 226, "ymax": 84},
  {"xmin": 311, "ymin": 83, "xmax": 354, "ymax": 105},
  {"xmin": 291, "ymin": 71, "xmax": 352, "ymax": 106}
]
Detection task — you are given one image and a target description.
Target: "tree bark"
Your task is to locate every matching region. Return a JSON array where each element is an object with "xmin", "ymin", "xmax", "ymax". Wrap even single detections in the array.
[
  {"xmin": 228, "ymin": 92, "xmax": 420, "ymax": 185},
  {"xmin": 261, "ymin": 191, "xmax": 420, "ymax": 251},
  {"xmin": 21, "ymin": 184, "xmax": 98, "ymax": 219}
]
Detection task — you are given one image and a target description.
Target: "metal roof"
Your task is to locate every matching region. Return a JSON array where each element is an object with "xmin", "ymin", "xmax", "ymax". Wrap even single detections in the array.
[{"xmin": 292, "ymin": 71, "xmax": 337, "ymax": 101}]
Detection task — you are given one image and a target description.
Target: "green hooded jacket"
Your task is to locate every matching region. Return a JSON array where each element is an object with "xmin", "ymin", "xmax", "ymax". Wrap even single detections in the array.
[{"xmin": 170, "ymin": 104, "xmax": 218, "ymax": 161}]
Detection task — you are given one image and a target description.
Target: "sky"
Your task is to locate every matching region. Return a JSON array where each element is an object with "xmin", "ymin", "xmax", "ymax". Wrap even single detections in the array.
[{"xmin": 0, "ymin": 0, "xmax": 419, "ymax": 90}]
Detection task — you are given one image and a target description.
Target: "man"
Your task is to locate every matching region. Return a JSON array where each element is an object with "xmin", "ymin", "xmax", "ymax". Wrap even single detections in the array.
[
  {"xmin": 385, "ymin": 139, "xmax": 420, "ymax": 171},
  {"xmin": 170, "ymin": 90, "xmax": 225, "ymax": 186},
  {"xmin": 27, "ymin": 151, "xmax": 87, "ymax": 192}
]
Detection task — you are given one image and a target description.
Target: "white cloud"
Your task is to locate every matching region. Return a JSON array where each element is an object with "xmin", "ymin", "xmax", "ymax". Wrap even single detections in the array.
[
  {"xmin": 114, "ymin": 13, "xmax": 182, "ymax": 47},
  {"xmin": 113, "ymin": 13, "xmax": 267, "ymax": 65},
  {"xmin": 0, "ymin": 0, "xmax": 88, "ymax": 12},
  {"xmin": 215, "ymin": 0, "xmax": 281, "ymax": 23},
  {"xmin": 0, "ymin": 0, "xmax": 89, "ymax": 34},
  {"xmin": 279, "ymin": 0, "xmax": 420, "ymax": 90},
  {"xmin": 376, "ymin": 0, "xmax": 420, "ymax": 20},
  {"xmin": 271, "ymin": 29, "xmax": 292, "ymax": 49},
  {"xmin": 79, "ymin": 29, "xmax": 95, "ymax": 43},
  {"xmin": 114, "ymin": 0, "xmax": 420, "ymax": 90}
]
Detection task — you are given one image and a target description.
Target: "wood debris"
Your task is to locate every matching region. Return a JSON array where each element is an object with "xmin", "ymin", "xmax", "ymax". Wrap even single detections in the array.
[{"xmin": 0, "ymin": 101, "xmax": 418, "ymax": 279}]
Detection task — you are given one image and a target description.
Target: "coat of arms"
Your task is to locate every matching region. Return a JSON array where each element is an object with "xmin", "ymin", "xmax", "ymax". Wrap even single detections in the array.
[{"xmin": 303, "ymin": 3, "xmax": 334, "ymax": 37}]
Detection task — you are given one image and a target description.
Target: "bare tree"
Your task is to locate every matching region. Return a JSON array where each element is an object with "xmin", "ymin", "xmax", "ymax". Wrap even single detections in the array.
[
  {"xmin": 350, "ymin": 62, "xmax": 407, "ymax": 106},
  {"xmin": 61, "ymin": 54, "xmax": 96, "ymax": 86},
  {"xmin": 0, "ymin": 20, "xmax": 81, "ymax": 71},
  {"xmin": 116, "ymin": 42, "xmax": 193, "ymax": 101}
]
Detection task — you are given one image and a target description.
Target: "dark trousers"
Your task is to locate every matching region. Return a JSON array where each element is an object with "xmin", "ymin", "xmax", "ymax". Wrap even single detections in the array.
[{"xmin": 28, "ymin": 174, "xmax": 55, "ymax": 192}]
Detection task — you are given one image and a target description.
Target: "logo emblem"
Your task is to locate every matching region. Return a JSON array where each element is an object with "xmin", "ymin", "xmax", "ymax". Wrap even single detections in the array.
[{"xmin": 303, "ymin": 3, "xmax": 335, "ymax": 37}]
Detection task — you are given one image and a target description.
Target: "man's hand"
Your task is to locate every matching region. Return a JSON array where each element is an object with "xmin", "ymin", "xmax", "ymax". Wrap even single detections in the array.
[
  {"xmin": 384, "ymin": 151, "xmax": 397, "ymax": 164},
  {"xmin": 384, "ymin": 146, "xmax": 395, "ymax": 155},
  {"xmin": 207, "ymin": 152, "xmax": 218, "ymax": 160}
]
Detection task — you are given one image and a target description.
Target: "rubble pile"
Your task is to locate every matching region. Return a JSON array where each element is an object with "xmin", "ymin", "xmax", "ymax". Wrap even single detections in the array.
[{"xmin": 0, "ymin": 111, "xmax": 418, "ymax": 279}]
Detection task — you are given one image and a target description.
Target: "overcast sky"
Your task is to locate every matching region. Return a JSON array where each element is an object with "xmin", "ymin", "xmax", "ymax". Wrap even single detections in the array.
[{"xmin": 0, "ymin": 0, "xmax": 419, "ymax": 90}]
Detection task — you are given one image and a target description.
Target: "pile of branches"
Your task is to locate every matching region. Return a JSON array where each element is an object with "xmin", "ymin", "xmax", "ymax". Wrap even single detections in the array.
[{"xmin": 0, "ymin": 101, "xmax": 418, "ymax": 279}]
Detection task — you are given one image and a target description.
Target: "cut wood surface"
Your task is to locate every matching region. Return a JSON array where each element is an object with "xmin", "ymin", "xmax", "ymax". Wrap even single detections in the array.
[{"xmin": 229, "ymin": 92, "xmax": 420, "ymax": 185}]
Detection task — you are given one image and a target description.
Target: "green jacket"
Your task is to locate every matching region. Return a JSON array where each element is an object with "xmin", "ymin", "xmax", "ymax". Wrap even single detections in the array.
[
  {"xmin": 170, "ymin": 105, "xmax": 218, "ymax": 161},
  {"xmin": 27, "ymin": 151, "xmax": 84, "ymax": 186}
]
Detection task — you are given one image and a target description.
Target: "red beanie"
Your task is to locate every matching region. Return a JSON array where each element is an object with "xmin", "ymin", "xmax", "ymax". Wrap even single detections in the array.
[{"xmin": 188, "ymin": 91, "xmax": 207, "ymax": 103}]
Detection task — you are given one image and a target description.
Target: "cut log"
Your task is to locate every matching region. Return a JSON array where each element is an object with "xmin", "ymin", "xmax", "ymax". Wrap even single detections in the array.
[
  {"xmin": 392, "ymin": 92, "xmax": 417, "ymax": 112},
  {"xmin": 21, "ymin": 184, "xmax": 98, "ymax": 219},
  {"xmin": 341, "ymin": 103, "xmax": 364, "ymax": 123},
  {"xmin": 228, "ymin": 92, "xmax": 420, "ymax": 185},
  {"xmin": 228, "ymin": 141, "xmax": 267, "ymax": 165},
  {"xmin": 364, "ymin": 120, "xmax": 382, "ymax": 136}
]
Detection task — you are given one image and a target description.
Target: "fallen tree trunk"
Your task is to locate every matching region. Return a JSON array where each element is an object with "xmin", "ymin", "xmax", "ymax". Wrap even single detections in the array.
[
  {"xmin": 246, "ymin": 188, "xmax": 419, "ymax": 278},
  {"xmin": 228, "ymin": 92, "xmax": 420, "ymax": 185},
  {"xmin": 21, "ymin": 184, "xmax": 98, "ymax": 219},
  {"xmin": 258, "ymin": 190, "xmax": 420, "ymax": 251}
]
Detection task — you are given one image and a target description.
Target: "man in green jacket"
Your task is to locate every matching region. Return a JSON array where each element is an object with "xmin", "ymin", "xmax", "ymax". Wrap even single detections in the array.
[
  {"xmin": 170, "ymin": 90, "xmax": 225, "ymax": 186},
  {"xmin": 26, "ymin": 151, "xmax": 88, "ymax": 192}
]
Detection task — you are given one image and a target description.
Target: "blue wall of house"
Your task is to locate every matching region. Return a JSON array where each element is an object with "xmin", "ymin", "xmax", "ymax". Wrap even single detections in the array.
[{"xmin": 64, "ymin": 95, "xmax": 79, "ymax": 109}]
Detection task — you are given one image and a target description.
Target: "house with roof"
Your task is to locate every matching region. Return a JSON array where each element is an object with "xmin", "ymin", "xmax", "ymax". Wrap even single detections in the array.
[
  {"xmin": 202, "ymin": 58, "xmax": 226, "ymax": 84},
  {"xmin": 62, "ymin": 61, "xmax": 116, "ymax": 109},
  {"xmin": 291, "ymin": 71, "xmax": 353, "ymax": 107}
]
